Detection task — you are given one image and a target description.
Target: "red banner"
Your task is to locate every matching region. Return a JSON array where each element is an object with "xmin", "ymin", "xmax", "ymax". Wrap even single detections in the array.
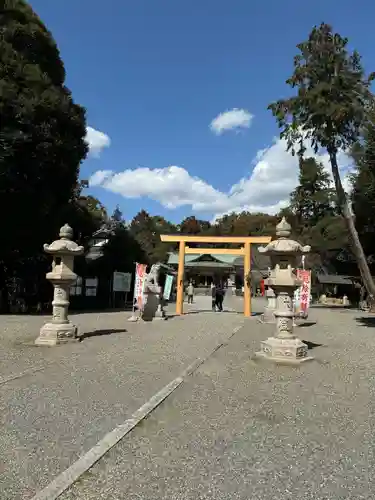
[
  {"xmin": 294, "ymin": 269, "xmax": 311, "ymax": 316},
  {"xmin": 133, "ymin": 263, "xmax": 147, "ymax": 310}
]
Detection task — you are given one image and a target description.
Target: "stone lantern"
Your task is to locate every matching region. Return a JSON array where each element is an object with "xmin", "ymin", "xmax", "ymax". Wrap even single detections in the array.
[
  {"xmin": 255, "ymin": 217, "xmax": 313, "ymax": 364},
  {"xmin": 35, "ymin": 224, "xmax": 84, "ymax": 346}
]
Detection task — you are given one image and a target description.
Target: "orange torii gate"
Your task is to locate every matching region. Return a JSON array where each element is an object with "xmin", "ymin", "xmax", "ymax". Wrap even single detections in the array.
[{"xmin": 160, "ymin": 234, "xmax": 272, "ymax": 317}]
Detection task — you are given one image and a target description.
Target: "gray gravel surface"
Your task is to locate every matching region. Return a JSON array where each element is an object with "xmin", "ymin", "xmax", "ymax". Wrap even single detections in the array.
[
  {"xmin": 0, "ymin": 296, "xmax": 247, "ymax": 500},
  {"xmin": 61, "ymin": 306, "xmax": 375, "ymax": 500}
]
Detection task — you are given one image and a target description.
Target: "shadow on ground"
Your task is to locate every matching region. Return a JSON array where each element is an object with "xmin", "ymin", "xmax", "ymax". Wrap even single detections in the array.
[
  {"xmin": 355, "ymin": 316, "xmax": 375, "ymax": 328},
  {"xmin": 302, "ymin": 340, "xmax": 323, "ymax": 350},
  {"xmin": 167, "ymin": 310, "xmax": 242, "ymax": 319},
  {"xmin": 79, "ymin": 329, "xmax": 127, "ymax": 341},
  {"xmin": 297, "ymin": 321, "xmax": 317, "ymax": 328}
]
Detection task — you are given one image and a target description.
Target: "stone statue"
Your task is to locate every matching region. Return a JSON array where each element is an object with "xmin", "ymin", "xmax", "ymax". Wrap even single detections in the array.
[
  {"xmin": 255, "ymin": 217, "xmax": 313, "ymax": 365},
  {"xmin": 145, "ymin": 264, "xmax": 161, "ymax": 290},
  {"xmin": 142, "ymin": 263, "xmax": 166, "ymax": 321},
  {"xmin": 35, "ymin": 224, "xmax": 84, "ymax": 346}
]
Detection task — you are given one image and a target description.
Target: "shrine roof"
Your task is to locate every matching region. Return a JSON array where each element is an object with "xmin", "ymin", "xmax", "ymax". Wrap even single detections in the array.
[
  {"xmin": 316, "ymin": 274, "xmax": 353, "ymax": 285},
  {"xmin": 167, "ymin": 253, "xmax": 237, "ymax": 265}
]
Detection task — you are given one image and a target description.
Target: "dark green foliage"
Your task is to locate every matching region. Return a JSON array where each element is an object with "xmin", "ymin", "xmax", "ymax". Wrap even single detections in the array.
[
  {"xmin": 129, "ymin": 210, "xmax": 177, "ymax": 263},
  {"xmin": 289, "ymin": 157, "xmax": 336, "ymax": 228},
  {"xmin": 280, "ymin": 159, "xmax": 348, "ymax": 267},
  {"xmin": 111, "ymin": 205, "xmax": 123, "ymax": 222},
  {"xmin": 306, "ymin": 215, "xmax": 348, "ymax": 259},
  {"xmin": 129, "ymin": 210, "xmax": 159, "ymax": 261},
  {"xmin": 92, "ymin": 225, "xmax": 146, "ymax": 275},
  {"xmin": 351, "ymin": 108, "xmax": 375, "ymax": 259},
  {"xmin": 212, "ymin": 212, "xmax": 277, "ymax": 237},
  {"xmin": 179, "ymin": 216, "xmax": 211, "ymax": 234},
  {"xmin": 268, "ymin": 23, "xmax": 374, "ymax": 159},
  {"xmin": 0, "ymin": 0, "xmax": 88, "ymax": 268}
]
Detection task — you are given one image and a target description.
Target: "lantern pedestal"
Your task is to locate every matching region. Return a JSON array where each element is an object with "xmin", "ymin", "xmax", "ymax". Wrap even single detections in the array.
[
  {"xmin": 256, "ymin": 336, "xmax": 313, "ymax": 365},
  {"xmin": 36, "ymin": 322, "xmax": 78, "ymax": 346}
]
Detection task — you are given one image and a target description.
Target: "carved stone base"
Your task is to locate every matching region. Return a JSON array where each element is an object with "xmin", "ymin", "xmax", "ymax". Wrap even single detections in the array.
[
  {"xmin": 254, "ymin": 336, "xmax": 314, "ymax": 365},
  {"xmin": 35, "ymin": 322, "xmax": 78, "ymax": 346}
]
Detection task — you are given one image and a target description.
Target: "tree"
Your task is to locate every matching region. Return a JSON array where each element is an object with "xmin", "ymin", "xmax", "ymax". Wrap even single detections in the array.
[
  {"xmin": 111, "ymin": 205, "xmax": 123, "ymax": 223},
  {"xmin": 129, "ymin": 210, "xmax": 176, "ymax": 263},
  {"xmin": 268, "ymin": 23, "xmax": 375, "ymax": 302},
  {"xmin": 306, "ymin": 215, "xmax": 348, "ymax": 267},
  {"xmin": 213, "ymin": 212, "xmax": 276, "ymax": 238},
  {"xmin": 0, "ymin": 1, "xmax": 88, "ymax": 276},
  {"xmin": 179, "ymin": 216, "xmax": 210, "ymax": 234},
  {"xmin": 78, "ymin": 195, "xmax": 108, "ymax": 224},
  {"xmin": 351, "ymin": 108, "xmax": 375, "ymax": 261},
  {"xmin": 93, "ymin": 225, "xmax": 146, "ymax": 275},
  {"xmin": 149, "ymin": 215, "xmax": 177, "ymax": 262},
  {"xmin": 289, "ymin": 157, "xmax": 336, "ymax": 229}
]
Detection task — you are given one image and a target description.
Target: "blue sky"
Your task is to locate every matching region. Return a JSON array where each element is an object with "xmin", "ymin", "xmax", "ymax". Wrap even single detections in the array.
[{"xmin": 30, "ymin": 0, "xmax": 375, "ymax": 223}]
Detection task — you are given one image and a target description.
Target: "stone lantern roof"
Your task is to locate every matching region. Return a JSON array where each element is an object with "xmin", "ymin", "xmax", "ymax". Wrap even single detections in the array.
[
  {"xmin": 43, "ymin": 224, "xmax": 84, "ymax": 255},
  {"xmin": 258, "ymin": 217, "xmax": 311, "ymax": 256}
]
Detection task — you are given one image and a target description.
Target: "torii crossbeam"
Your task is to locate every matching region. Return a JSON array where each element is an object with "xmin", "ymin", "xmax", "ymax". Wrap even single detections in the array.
[{"xmin": 160, "ymin": 234, "xmax": 272, "ymax": 317}]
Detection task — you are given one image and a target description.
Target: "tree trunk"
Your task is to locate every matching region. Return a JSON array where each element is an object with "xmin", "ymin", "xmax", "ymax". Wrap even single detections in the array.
[{"xmin": 329, "ymin": 149, "xmax": 375, "ymax": 307}]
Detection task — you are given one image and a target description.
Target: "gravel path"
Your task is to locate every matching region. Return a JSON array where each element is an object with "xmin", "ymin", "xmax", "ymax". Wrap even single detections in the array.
[
  {"xmin": 61, "ymin": 306, "xmax": 375, "ymax": 500},
  {"xmin": 0, "ymin": 296, "xmax": 248, "ymax": 500}
]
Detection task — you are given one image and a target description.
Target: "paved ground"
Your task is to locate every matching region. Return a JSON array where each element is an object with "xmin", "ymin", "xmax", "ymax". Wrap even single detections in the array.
[
  {"xmin": 0, "ymin": 295, "xmax": 248, "ymax": 500},
  {"xmin": 60, "ymin": 305, "xmax": 375, "ymax": 500}
]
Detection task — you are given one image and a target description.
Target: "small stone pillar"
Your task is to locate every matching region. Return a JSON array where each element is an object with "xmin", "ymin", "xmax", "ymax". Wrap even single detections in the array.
[
  {"xmin": 261, "ymin": 286, "xmax": 277, "ymax": 323},
  {"xmin": 255, "ymin": 218, "xmax": 313, "ymax": 364},
  {"xmin": 35, "ymin": 224, "xmax": 84, "ymax": 346}
]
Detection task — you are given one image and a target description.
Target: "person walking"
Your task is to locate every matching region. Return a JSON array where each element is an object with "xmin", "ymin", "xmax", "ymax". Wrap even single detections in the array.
[
  {"xmin": 215, "ymin": 282, "xmax": 224, "ymax": 312},
  {"xmin": 187, "ymin": 281, "xmax": 194, "ymax": 304},
  {"xmin": 211, "ymin": 283, "xmax": 216, "ymax": 311}
]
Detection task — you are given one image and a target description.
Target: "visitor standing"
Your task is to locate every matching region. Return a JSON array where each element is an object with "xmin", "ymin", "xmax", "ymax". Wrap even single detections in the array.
[
  {"xmin": 187, "ymin": 282, "xmax": 194, "ymax": 304},
  {"xmin": 215, "ymin": 282, "xmax": 224, "ymax": 312},
  {"xmin": 211, "ymin": 283, "xmax": 216, "ymax": 311}
]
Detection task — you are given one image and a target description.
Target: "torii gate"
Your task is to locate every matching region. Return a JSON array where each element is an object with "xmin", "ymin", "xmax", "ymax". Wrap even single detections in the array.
[{"xmin": 160, "ymin": 234, "xmax": 272, "ymax": 317}]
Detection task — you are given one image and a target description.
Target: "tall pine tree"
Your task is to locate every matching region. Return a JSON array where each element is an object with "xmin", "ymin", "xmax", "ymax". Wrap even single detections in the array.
[{"xmin": 269, "ymin": 23, "xmax": 375, "ymax": 302}]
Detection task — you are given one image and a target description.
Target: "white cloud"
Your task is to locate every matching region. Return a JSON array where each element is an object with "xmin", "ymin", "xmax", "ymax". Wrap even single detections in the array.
[
  {"xmin": 89, "ymin": 137, "xmax": 354, "ymax": 219},
  {"xmin": 85, "ymin": 126, "xmax": 111, "ymax": 158},
  {"xmin": 89, "ymin": 170, "xmax": 113, "ymax": 186},
  {"xmin": 210, "ymin": 108, "xmax": 253, "ymax": 135}
]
